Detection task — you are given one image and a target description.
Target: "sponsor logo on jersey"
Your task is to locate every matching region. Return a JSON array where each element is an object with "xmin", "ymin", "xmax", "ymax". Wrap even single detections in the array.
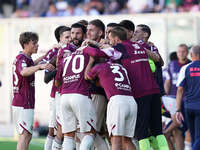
[
  {"xmin": 115, "ymin": 83, "xmax": 131, "ymax": 91},
  {"xmin": 64, "ymin": 74, "xmax": 80, "ymax": 83}
]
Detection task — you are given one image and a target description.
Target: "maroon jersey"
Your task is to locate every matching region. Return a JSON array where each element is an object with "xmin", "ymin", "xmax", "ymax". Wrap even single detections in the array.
[
  {"xmin": 41, "ymin": 47, "xmax": 59, "ymax": 98},
  {"xmin": 137, "ymin": 39, "xmax": 159, "ymax": 53},
  {"xmin": 55, "ymin": 51, "xmax": 90, "ymax": 96},
  {"xmin": 12, "ymin": 53, "xmax": 35, "ymax": 109},
  {"xmin": 56, "ymin": 43, "xmax": 78, "ymax": 93},
  {"xmin": 117, "ymin": 40, "xmax": 160, "ymax": 98},
  {"xmin": 87, "ymin": 62, "xmax": 132, "ymax": 100},
  {"xmin": 42, "ymin": 47, "xmax": 59, "ymax": 62},
  {"xmin": 83, "ymin": 40, "xmax": 160, "ymax": 98}
]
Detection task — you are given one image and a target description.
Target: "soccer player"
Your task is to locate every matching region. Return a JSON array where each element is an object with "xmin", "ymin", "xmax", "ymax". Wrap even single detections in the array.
[
  {"xmin": 55, "ymin": 50, "xmax": 97, "ymax": 150},
  {"xmin": 82, "ymin": 19, "xmax": 109, "ymax": 147},
  {"xmin": 176, "ymin": 44, "xmax": 200, "ymax": 150},
  {"xmin": 85, "ymin": 58, "xmax": 138, "ymax": 150},
  {"xmin": 52, "ymin": 26, "xmax": 73, "ymax": 150},
  {"xmin": 43, "ymin": 25, "xmax": 66, "ymax": 150},
  {"xmin": 12, "ymin": 31, "xmax": 55, "ymax": 150}
]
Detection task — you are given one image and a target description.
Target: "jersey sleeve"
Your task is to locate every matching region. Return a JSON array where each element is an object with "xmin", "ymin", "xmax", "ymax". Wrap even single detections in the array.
[
  {"xmin": 176, "ymin": 64, "xmax": 188, "ymax": 87},
  {"xmin": 83, "ymin": 47, "xmax": 109, "ymax": 58},
  {"xmin": 55, "ymin": 63, "xmax": 63, "ymax": 81},
  {"xmin": 42, "ymin": 48, "xmax": 59, "ymax": 62},
  {"xmin": 87, "ymin": 65, "xmax": 101, "ymax": 80},
  {"xmin": 17, "ymin": 59, "xmax": 27, "ymax": 73}
]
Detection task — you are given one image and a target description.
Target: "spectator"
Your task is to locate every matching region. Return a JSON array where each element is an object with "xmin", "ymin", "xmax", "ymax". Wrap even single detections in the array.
[
  {"xmin": 29, "ymin": 0, "xmax": 50, "ymax": 17},
  {"xmin": 127, "ymin": 0, "xmax": 151, "ymax": 13},
  {"xmin": 16, "ymin": 0, "xmax": 29, "ymax": 9},
  {"xmin": 153, "ymin": 0, "xmax": 165, "ymax": 12},
  {"xmin": 162, "ymin": 0, "xmax": 181, "ymax": 13},
  {"xmin": 178, "ymin": 0, "xmax": 199, "ymax": 12},
  {"xmin": 81, "ymin": 2, "xmax": 100, "ymax": 16},
  {"xmin": 104, "ymin": 0, "xmax": 128, "ymax": 15},
  {"xmin": 45, "ymin": 3, "xmax": 61, "ymax": 17},
  {"xmin": 62, "ymin": 4, "xmax": 83, "ymax": 16},
  {"xmin": 55, "ymin": 0, "xmax": 68, "ymax": 15}
]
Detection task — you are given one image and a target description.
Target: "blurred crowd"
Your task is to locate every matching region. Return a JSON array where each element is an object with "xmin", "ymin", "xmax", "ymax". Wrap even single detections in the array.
[{"xmin": 1, "ymin": 0, "xmax": 200, "ymax": 18}]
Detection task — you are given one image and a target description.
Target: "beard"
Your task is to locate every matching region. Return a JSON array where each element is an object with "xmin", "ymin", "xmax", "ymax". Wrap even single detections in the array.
[{"xmin": 72, "ymin": 38, "xmax": 83, "ymax": 47}]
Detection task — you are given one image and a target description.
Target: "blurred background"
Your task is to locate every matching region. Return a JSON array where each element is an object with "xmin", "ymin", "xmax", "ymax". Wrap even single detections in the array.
[{"xmin": 1, "ymin": 0, "xmax": 200, "ymax": 137}]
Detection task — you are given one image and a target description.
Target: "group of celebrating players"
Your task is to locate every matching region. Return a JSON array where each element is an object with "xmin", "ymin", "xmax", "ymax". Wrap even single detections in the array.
[{"xmin": 12, "ymin": 18, "xmax": 170, "ymax": 150}]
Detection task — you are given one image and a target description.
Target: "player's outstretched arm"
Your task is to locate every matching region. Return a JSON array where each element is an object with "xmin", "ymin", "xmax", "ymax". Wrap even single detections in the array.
[
  {"xmin": 146, "ymin": 49, "xmax": 160, "ymax": 62},
  {"xmin": 84, "ymin": 57, "xmax": 95, "ymax": 81},
  {"xmin": 21, "ymin": 63, "xmax": 55, "ymax": 77}
]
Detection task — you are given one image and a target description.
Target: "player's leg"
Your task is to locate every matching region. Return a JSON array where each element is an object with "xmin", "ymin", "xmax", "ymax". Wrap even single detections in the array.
[
  {"xmin": 172, "ymin": 128, "xmax": 184, "ymax": 150},
  {"xmin": 191, "ymin": 109, "xmax": 200, "ymax": 149},
  {"xmin": 111, "ymin": 136, "xmax": 122, "ymax": 150},
  {"xmin": 184, "ymin": 130, "xmax": 192, "ymax": 150},
  {"xmin": 52, "ymin": 92, "xmax": 63, "ymax": 150},
  {"xmin": 70, "ymin": 94, "xmax": 97, "ymax": 150},
  {"xmin": 123, "ymin": 96, "xmax": 137, "ymax": 150},
  {"xmin": 60, "ymin": 94, "xmax": 77, "ymax": 150},
  {"xmin": 44, "ymin": 97, "xmax": 56, "ymax": 150},
  {"xmin": 135, "ymin": 95, "xmax": 152, "ymax": 150},
  {"xmin": 149, "ymin": 94, "xmax": 169, "ymax": 150},
  {"xmin": 90, "ymin": 94, "xmax": 109, "ymax": 149},
  {"xmin": 12, "ymin": 107, "xmax": 34, "ymax": 150}
]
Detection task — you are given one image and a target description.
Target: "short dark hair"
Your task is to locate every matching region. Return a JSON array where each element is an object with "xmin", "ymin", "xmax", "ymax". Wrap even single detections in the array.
[
  {"xmin": 89, "ymin": 19, "xmax": 105, "ymax": 38},
  {"xmin": 78, "ymin": 19, "xmax": 88, "ymax": 27},
  {"xmin": 169, "ymin": 52, "xmax": 178, "ymax": 61},
  {"xmin": 71, "ymin": 23, "xmax": 87, "ymax": 34},
  {"xmin": 19, "ymin": 31, "xmax": 39, "ymax": 49},
  {"xmin": 119, "ymin": 20, "xmax": 135, "ymax": 31},
  {"xmin": 137, "ymin": 24, "xmax": 151, "ymax": 38},
  {"xmin": 109, "ymin": 26, "xmax": 127, "ymax": 41},
  {"xmin": 54, "ymin": 25, "xmax": 66, "ymax": 42},
  {"xmin": 107, "ymin": 22, "xmax": 121, "ymax": 28},
  {"xmin": 59, "ymin": 26, "xmax": 71, "ymax": 37}
]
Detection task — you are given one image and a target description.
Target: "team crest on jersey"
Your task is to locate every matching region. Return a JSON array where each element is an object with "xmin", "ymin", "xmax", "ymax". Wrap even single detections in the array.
[
  {"xmin": 21, "ymin": 60, "xmax": 27, "ymax": 68},
  {"xmin": 132, "ymin": 44, "xmax": 140, "ymax": 49}
]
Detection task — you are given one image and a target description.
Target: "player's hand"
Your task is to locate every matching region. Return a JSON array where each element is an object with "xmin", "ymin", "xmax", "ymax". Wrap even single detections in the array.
[
  {"xmin": 130, "ymin": 36, "xmax": 138, "ymax": 42},
  {"xmin": 40, "ymin": 63, "xmax": 55, "ymax": 71},
  {"xmin": 77, "ymin": 45, "xmax": 88, "ymax": 51},
  {"xmin": 82, "ymin": 39, "xmax": 96, "ymax": 47},
  {"xmin": 53, "ymin": 42, "xmax": 62, "ymax": 49},
  {"xmin": 99, "ymin": 44, "xmax": 111, "ymax": 49},
  {"xmin": 176, "ymin": 112, "xmax": 184, "ymax": 125},
  {"xmin": 147, "ymin": 41, "xmax": 155, "ymax": 46}
]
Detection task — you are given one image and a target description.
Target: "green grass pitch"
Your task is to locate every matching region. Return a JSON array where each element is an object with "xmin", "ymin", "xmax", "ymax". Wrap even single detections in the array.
[{"xmin": 0, "ymin": 137, "xmax": 46, "ymax": 150}]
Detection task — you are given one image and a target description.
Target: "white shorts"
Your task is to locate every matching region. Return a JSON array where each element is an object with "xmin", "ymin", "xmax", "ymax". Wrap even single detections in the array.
[
  {"xmin": 49, "ymin": 97, "xmax": 56, "ymax": 128},
  {"xmin": 162, "ymin": 96, "xmax": 176, "ymax": 116},
  {"xmin": 107, "ymin": 95, "xmax": 137, "ymax": 138},
  {"xmin": 91, "ymin": 94, "xmax": 107, "ymax": 132},
  {"xmin": 55, "ymin": 92, "xmax": 62, "ymax": 127},
  {"xmin": 12, "ymin": 106, "xmax": 34, "ymax": 134},
  {"xmin": 60, "ymin": 93, "xmax": 97, "ymax": 133}
]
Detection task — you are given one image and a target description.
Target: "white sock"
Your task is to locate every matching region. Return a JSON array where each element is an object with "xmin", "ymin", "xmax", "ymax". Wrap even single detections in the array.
[
  {"xmin": 80, "ymin": 134, "xmax": 94, "ymax": 150},
  {"xmin": 76, "ymin": 140, "xmax": 81, "ymax": 150},
  {"xmin": 63, "ymin": 136, "xmax": 74, "ymax": 150},
  {"xmin": 93, "ymin": 133, "xmax": 109, "ymax": 150},
  {"xmin": 184, "ymin": 141, "xmax": 192, "ymax": 150},
  {"xmin": 52, "ymin": 136, "xmax": 63, "ymax": 150},
  {"xmin": 44, "ymin": 134, "xmax": 54, "ymax": 150}
]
